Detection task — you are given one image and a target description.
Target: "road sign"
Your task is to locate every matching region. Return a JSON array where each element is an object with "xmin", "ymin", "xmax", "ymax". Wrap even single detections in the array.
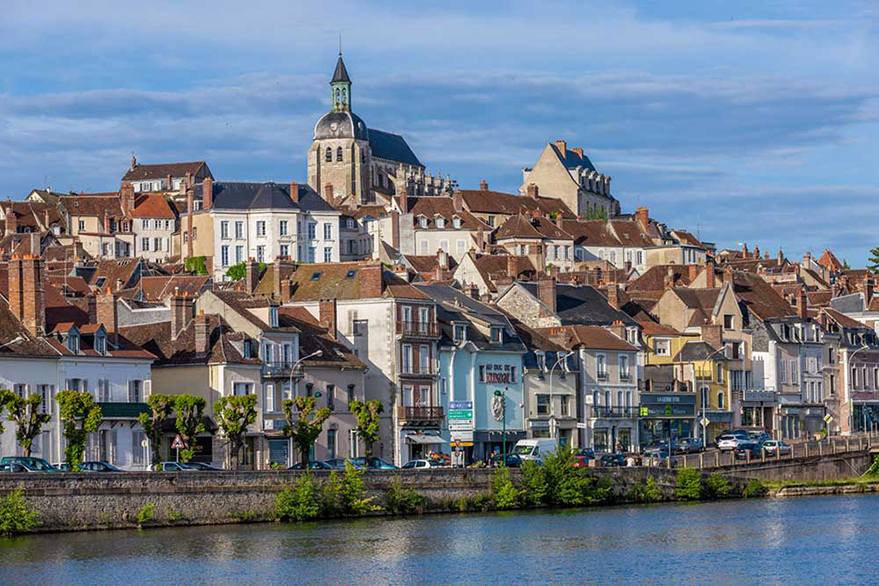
[
  {"xmin": 449, "ymin": 420, "xmax": 473, "ymax": 430},
  {"xmin": 448, "ymin": 410, "xmax": 473, "ymax": 419},
  {"xmin": 141, "ymin": 439, "xmax": 149, "ymax": 449},
  {"xmin": 824, "ymin": 414, "xmax": 834, "ymax": 423},
  {"xmin": 576, "ymin": 422, "xmax": 588, "ymax": 429},
  {"xmin": 449, "ymin": 401, "xmax": 473, "ymax": 410},
  {"xmin": 700, "ymin": 417, "xmax": 710, "ymax": 427},
  {"xmin": 171, "ymin": 435, "xmax": 184, "ymax": 449}
]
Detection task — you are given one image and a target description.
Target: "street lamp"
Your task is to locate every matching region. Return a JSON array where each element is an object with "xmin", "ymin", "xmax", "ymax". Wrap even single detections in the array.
[
  {"xmin": 494, "ymin": 388, "xmax": 507, "ymax": 462},
  {"xmin": 288, "ymin": 350, "xmax": 323, "ymax": 399},
  {"xmin": 548, "ymin": 351, "xmax": 575, "ymax": 440}
]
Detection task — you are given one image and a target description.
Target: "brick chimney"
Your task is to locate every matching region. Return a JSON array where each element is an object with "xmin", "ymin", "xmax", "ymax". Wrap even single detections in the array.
[
  {"xmin": 635, "ymin": 207, "xmax": 649, "ymax": 232},
  {"xmin": 797, "ymin": 289, "xmax": 808, "ymax": 319},
  {"xmin": 435, "ymin": 250, "xmax": 450, "ymax": 281},
  {"xmin": 754, "ymin": 244, "xmax": 760, "ymax": 260},
  {"xmin": 120, "ymin": 183, "xmax": 135, "ymax": 216},
  {"xmin": 184, "ymin": 171, "xmax": 192, "ymax": 190},
  {"xmin": 391, "ymin": 211, "xmax": 400, "ymax": 250},
  {"xmin": 324, "ymin": 183, "xmax": 335, "ymax": 207},
  {"xmin": 507, "ymin": 255, "xmax": 518, "ymax": 279},
  {"xmin": 607, "ymin": 283, "xmax": 620, "ymax": 310},
  {"xmin": 701, "ymin": 323, "xmax": 723, "ymax": 351},
  {"xmin": 479, "ymin": 179, "xmax": 489, "ymax": 191},
  {"xmin": 273, "ymin": 258, "xmax": 283, "ymax": 299},
  {"xmin": 723, "ymin": 265, "xmax": 733, "ymax": 285},
  {"xmin": 19, "ymin": 255, "xmax": 46, "ymax": 337},
  {"xmin": 96, "ymin": 286, "xmax": 118, "ymax": 342},
  {"xmin": 803, "ymin": 251, "xmax": 812, "ymax": 270},
  {"xmin": 526, "ymin": 183, "xmax": 539, "ymax": 199},
  {"xmin": 777, "ymin": 249, "xmax": 784, "ymax": 264},
  {"xmin": 165, "ymin": 173, "xmax": 172, "ymax": 190},
  {"xmin": 467, "ymin": 282, "xmax": 480, "ymax": 300},
  {"xmin": 245, "ymin": 258, "xmax": 260, "ymax": 294},
  {"xmin": 537, "ymin": 278, "xmax": 557, "ymax": 314},
  {"xmin": 453, "ymin": 190, "xmax": 463, "ymax": 212},
  {"xmin": 360, "ymin": 263, "xmax": 383, "ymax": 298},
  {"xmin": 398, "ymin": 184, "xmax": 408, "ymax": 214},
  {"xmin": 5, "ymin": 206, "xmax": 17, "ymax": 236},
  {"xmin": 194, "ymin": 311, "xmax": 210, "ymax": 354},
  {"xmin": 289, "ymin": 181, "xmax": 299, "ymax": 205},
  {"xmin": 572, "ymin": 147, "xmax": 584, "ymax": 157},
  {"xmin": 742, "ymin": 243, "xmax": 748, "ymax": 258},
  {"xmin": 554, "ymin": 140, "xmax": 567, "ymax": 154},
  {"xmin": 280, "ymin": 278, "xmax": 294, "ymax": 303},
  {"xmin": 202, "ymin": 177, "xmax": 213, "ymax": 209},
  {"xmin": 87, "ymin": 295, "xmax": 97, "ymax": 324},
  {"xmin": 610, "ymin": 320, "xmax": 625, "ymax": 341},
  {"xmin": 170, "ymin": 290, "xmax": 194, "ymax": 340},
  {"xmin": 319, "ymin": 299, "xmax": 337, "ymax": 340},
  {"xmin": 688, "ymin": 264, "xmax": 699, "ymax": 282}
]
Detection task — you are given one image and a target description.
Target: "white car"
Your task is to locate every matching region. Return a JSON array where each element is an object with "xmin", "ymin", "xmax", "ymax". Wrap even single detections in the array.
[
  {"xmin": 401, "ymin": 459, "xmax": 440, "ymax": 469},
  {"xmin": 762, "ymin": 440, "xmax": 791, "ymax": 456},
  {"xmin": 717, "ymin": 435, "xmax": 743, "ymax": 451}
]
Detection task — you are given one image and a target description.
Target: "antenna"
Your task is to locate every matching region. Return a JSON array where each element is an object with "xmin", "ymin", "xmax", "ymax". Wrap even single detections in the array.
[{"xmin": 339, "ymin": 32, "xmax": 342, "ymax": 55}]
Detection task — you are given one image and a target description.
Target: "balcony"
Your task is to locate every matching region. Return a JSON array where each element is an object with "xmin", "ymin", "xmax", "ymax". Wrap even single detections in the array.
[
  {"xmin": 262, "ymin": 361, "xmax": 298, "ymax": 378},
  {"xmin": 396, "ymin": 321, "xmax": 440, "ymax": 339},
  {"xmin": 396, "ymin": 405, "xmax": 444, "ymax": 424},
  {"xmin": 588, "ymin": 406, "xmax": 638, "ymax": 419}
]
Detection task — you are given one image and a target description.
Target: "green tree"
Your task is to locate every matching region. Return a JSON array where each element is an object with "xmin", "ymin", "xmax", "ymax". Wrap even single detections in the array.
[
  {"xmin": 0, "ymin": 489, "xmax": 40, "ymax": 535},
  {"xmin": 174, "ymin": 394, "xmax": 207, "ymax": 463},
  {"xmin": 283, "ymin": 396, "xmax": 331, "ymax": 468},
  {"xmin": 136, "ymin": 394, "xmax": 175, "ymax": 470},
  {"xmin": 225, "ymin": 261, "xmax": 266, "ymax": 282},
  {"xmin": 0, "ymin": 390, "xmax": 50, "ymax": 457},
  {"xmin": 868, "ymin": 247, "xmax": 879, "ymax": 273},
  {"xmin": 214, "ymin": 394, "xmax": 258, "ymax": 470},
  {"xmin": 843, "ymin": 259, "xmax": 851, "ymax": 270},
  {"xmin": 675, "ymin": 468, "xmax": 703, "ymax": 500},
  {"xmin": 56, "ymin": 390, "xmax": 102, "ymax": 470},
  {"xmin": 349, "ymin": 399, "xmax": 383, "ymax": 458},
  {"xmin": 184, "ymin": 256, "xmax": 209, "ymax": 275}
]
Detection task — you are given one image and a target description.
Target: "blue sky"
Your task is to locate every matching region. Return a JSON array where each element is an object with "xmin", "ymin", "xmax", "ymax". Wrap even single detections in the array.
[{"xmin": 1, "ymin": 1, "xmax": 877, "ymax": 265}]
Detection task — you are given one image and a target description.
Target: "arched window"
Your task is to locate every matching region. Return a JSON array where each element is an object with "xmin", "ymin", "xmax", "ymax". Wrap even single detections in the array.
[
  {"xmin": 341, "ymin": 89, "xmax": 347, "ymax": 105},
  {"xmin": 717, "ymin": 391, "xmax": 724, "ymax": 409},
  {"xmin": 361, "ymin": 149, "xmax": 366, "ymax": 164},
  {"xmin": 336, "ymin": 147, "xmax": 343, "ymax": 162},
  {"xmin": 325, "ymin": 147, "xmax": 332, "ymax": 162},
  {"xmin": 335, "ymin": 88, "xmax": 340, "ymax": 105}
]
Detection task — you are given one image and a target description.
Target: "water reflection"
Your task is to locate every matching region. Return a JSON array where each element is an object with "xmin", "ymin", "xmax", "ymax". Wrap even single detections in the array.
[{"xmin": 1, "ymin": 495, "xmax": 878, "ymax": 586}]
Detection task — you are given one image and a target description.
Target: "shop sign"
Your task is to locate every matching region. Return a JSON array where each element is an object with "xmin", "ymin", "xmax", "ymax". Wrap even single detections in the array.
[
  {"xmin": 480, "ymin": 364, "xmax": 516, "ymax": 384},
  {"xmin": 639, "ymin": 404, "xmax": 695, "ymax": 417}
]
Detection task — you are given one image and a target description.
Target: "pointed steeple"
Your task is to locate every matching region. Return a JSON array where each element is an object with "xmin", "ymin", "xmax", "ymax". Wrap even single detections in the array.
[
  {"xmin": 332, "ymin": 54, "xmax": 350, "ymax": 84},
  {"xmin": 330, "ymin": 53, "xmax": 352, "ymax": 112}
]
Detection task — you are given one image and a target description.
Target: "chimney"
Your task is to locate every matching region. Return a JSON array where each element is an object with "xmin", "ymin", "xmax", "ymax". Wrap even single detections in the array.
[
  {"xmin": 507, "ymin": 255, "xmax": 518, "ymax": 279},
  {"xmin": 184, "ymin": 171, "xmax": 192, "ymax": 190},
  {"xmin": 391, "ymin": 210, "xmax": 400, "ymax": 250},
  {"xmin": 245, "ymin": 258, "xmax": 260, "ymax": 293},
  {"xmin": 194, "ymin": 311, "xmax": 210, "ymax": 354},
  {"xmin": 324, "ymin": 183, "xmax": 335, "ymax": 207},
  {"xmin": 289, "ymin": 181, "xmax": 299, "ymax": 205},
  {"xmin": 803, "ymin": 251, "xmax": 812, "ymax": 270},
  {"xmin": 477, "ymin": 225, "xmax": 485, "ymax": 251},
  {"xmin": 202, "ymin": 177, "xmax": 213, "ymax": 209},
  {"xmin": 130, "ymin": 155, "xmax": 137, "ymax": 171},
  {"xmin": 435, "ymin": 250, "xmax": 450, "ymax": 281},
  {"xmin": 5, "ymin": 206, "xmax": 17, "ymax": 236},
  {"xmin": 273, "ymin": 258, "xmax": 283, "ymax": 298},
  {"xmin": 635, "ymin": 207, "xmax": 649, "ymax": 232},
  {"xmin": 723, "ymin": 265, "xmax": 733, "ymax": 285},
  {"xmin": 87, "ymin": 295, "xmax": 97, "ymax": 324},
  {"xmin": 165, "ymin": 173, "xmax": 172, "ymax": 191},
  {"xmin": 120, "ymin": 183, "xmax": 135, "ymax": 216},
  {"xmin": 96, "ymin": 286, "xmax": 118, "ymax": 341},
  {"xmin": 607, "ymin": 283, "xmax": 620, "ymax": 310},
  {"xmin": 610, "ymin": 320, "xmax": 625, "ymax": 341},
  {"xmin": 797, "ymin": 289, "xmax": 808, "ymax": 320},
  {"xmin": 398, "ymin": 184, "xmax": 408, "ymax": 214},
  {"xmin": 479, "ymin": 179, "xmax": 489, "ymax": 192},
  {"xmin": 688, "ymin": 264, "xmax": 699, "ymax": 282},
  {"xmin": 360, "ymin": 263, "xmax": 383, "ymax": 298},
  {"xmin": 554, "ymin": 140, "xmax": 567, "ymax": 154},
  {"xmin": 453, "ymin": 190, "xmax": 463, "ymax": 212},
  {"xmin": 527, "ymin": 183, "xmax": 539, "ymax": 199},
  {"xmin": 753, "ymin": 245, "xmax": 760, "ymax": 260},
  {"xmin": 701, "ymin": 324, "xmax": 723, "ymax": 351},
  {"xmin": 664, "ymin": 266, "xmax": 675, "ymax": 289},
  {"xmin": 319, "ymin": 299, "xmax": 338, "ymax": 340},
  {"xmin": 742, "ymin": 243, "xmax": 748, "ymax": 258},
  {"xmin": 280, "ymin": 279, "xmax": 293, "ymax": 303},
  {"xmin": 7, "ymin": 256, "xmax": 23, "ymax": 329},
  {"xmin": 572, "ymin": 147, "xmax": 584, "ymax": 157},
  {"xmin": 777, "ymin": 249, "xmax": 784, "ymax": 264},
  {"xmin": 537, "ymin": 278, "xmax": 557, "ymax": 314},
  {"xmin": 103, "ymin": 212, "xmax": 111, "ymax": 234},
  {"xmin": 170, "ymin": 290, "xmax": 194, "ymax": 340},
  {"xmin": 467, "ymin": 282, "xmax": 480, "ymax": 300},
  {"xmin": 17, "ymin": 255, "xmax": 46, "ymax": 337}
]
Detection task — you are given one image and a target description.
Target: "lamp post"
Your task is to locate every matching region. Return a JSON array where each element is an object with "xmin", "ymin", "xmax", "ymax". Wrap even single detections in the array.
[
  {"xmin": 287, "ymin": 350, "xmax": 324, "ymax": 399},
  {"xmin": 548, "ymin": 351, "xmax": 575, "ymax": 441},
  {"xmin": 494, "ymin": 388, "xmax": 507, "ymax": 463}
]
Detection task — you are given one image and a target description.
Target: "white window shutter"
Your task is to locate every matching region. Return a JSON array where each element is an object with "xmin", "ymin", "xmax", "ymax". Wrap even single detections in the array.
[{"xmin": 143, "ymin": 380, "xmax": 152, "ymax": 400}]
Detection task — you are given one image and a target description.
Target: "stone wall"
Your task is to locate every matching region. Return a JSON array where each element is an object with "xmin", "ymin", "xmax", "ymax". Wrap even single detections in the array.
[{"xmin": 706, "ymin": 450, "xmax": 874, "ymax": 483}]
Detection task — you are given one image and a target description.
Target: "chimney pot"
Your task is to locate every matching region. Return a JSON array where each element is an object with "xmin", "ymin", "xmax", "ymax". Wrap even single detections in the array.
[
  {"xmin": 554, "ymin": 140, "xmax": 567, "ymax": 154},
  {"xmin": 479, "ymin": 179, "xmax": 488, "ymax": 191}
]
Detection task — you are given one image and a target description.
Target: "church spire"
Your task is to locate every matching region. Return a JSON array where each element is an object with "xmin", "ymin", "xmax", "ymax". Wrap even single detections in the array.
[{"xmin": 330, "ymin": 53, "xmax": 351, "ymax": 112}]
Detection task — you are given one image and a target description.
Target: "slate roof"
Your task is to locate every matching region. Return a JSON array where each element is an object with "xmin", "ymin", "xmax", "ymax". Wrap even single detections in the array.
[
  {"xmin": 460, "ymin": 190, "xmax": 576, "ymax": 219},
  {"xmin": 829, "ymin": 293, "xmax": 865, "ymax": 314},
  {"xmin": 139, "ymin": 275, "xmax": 211, "ymax": 302},
  {"xmin": 368, "ymin": 129, "xmax": 422, "ymax": 167},
  {"xmin": 518, "ymin": 282, "xmax": 638, "ymax": 327},
  {"xmin": 331, "ymin": 54, "xmax": 351, "ymax": 83},
  {"xmin": 551, "ymin": 143, "xmax": 596, "ymax": 171},
  {"xmin": 822, "ymin": 307, "xmax": 867, "ymax": 330},
  {"xmin": 277, "ymin": 262, "xmax": 430, "ymax": 302},
  {"xmin": 122, "ymin": 161, "xmax": 207, "ymax": 182},
  {"xmin": 674, "ymin": 340, "xmax": 728, "ymax": 362},
  {"xmin": 194, "ymin": 182, "xmax": 336, "ymax": 213}
]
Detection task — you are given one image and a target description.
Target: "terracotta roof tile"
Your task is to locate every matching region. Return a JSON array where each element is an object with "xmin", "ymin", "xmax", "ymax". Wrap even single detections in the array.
[
  {"xmin": 460, "ymin": 190, "xmax": 576, "ymax": 219},
  {"xmin": 122, "ymin": 161, "xmax": 206, "ymax": 182}
]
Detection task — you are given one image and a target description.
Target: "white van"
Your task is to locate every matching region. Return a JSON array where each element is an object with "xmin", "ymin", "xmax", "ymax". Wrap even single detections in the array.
[{"xmin": 512, "ymin": 439, "xmax": 559, "ymax": 463}]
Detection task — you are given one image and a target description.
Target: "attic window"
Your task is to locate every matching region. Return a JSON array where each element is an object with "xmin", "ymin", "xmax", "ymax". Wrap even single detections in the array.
[
  {"xmin": 491, "ymin": 326, "xmax": 502, "ymax": 343},
  {"xmin": 270, "ymin": 307, "xmax": 279, "ymax": 328},
  {"xmin": 453, "ymin": 323, "xmax": 467, "ymax": 343},
  {"xmin": 436, "ymin": 218, "xmax": 446, "ymax": 229},
  {"xmin": 95, "ymin": 333, "xmax": 106, "ymax": 355},
  {"xmin": 68, "ymin": 332, "xmax": 80, "ymax": 354},
  {"xmin": 243, "ymin": 339, "xmax": 252, "ymax": 359},
  {"xmin": 453, "ymin": 217, "xmax": 462, "ymax": 229},
  {"xmin": 311, "ymin": 271, "xmax": 322, "ymax": 281},
  {"xmin": 419, "ymin": 217, "xmax": 428, "ymax": 228},
  {"xmin": 346, "ymin": 269, "xmax": 357, "ymax": 278},
  {"xmin": 95, "ymin": 277, "xmax": 106, "ymax": 289}
]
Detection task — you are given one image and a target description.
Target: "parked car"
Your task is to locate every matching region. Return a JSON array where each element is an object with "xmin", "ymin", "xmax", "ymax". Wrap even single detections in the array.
[
  {"xmin": 644, "ymin": 450, "xmax": 675, "ymax": 467},
  {"xmin": 78, "ymin": 461, "xmax": 124, "ymax": 472},
  {"xmin": 717, "ymin": 434, "xmax": 745, "ymax": 451},
  {"xmin": 161, "ymin": 461, "xmax": 195, "ymax": 472},
  {"xmin": 511, "ymin": 439, "xmax": 559, "ymax": 464},
  {"xmin": 0, "ymin": 462, "xmax": 29, "ymax": 473},
  {"xmin": 183, "ymin": 462, "xmax": 222, "ymax": 471},
  {"xmin": 490, "ymin": 453, "xmax": 523, "ymax": 468},
  {"xmin": 734, "ymin": 441, "xmax": 762, "ymax": 460},
  {"xmin": 600, "ymin": 454, "xmax": 626, "ymax": 467},
  {"xmin": 288, "ymin": 461, "xmax": 334, "ymax": 470},
  {"xmin": 762, "ymin": 440, "xmax": 791, "ymax": 456},
  {"xmin": 0, "ymin": 456, "xmax": 58, "ymax": 472},
  {"xmin": 53, "ymin": 463, "xmax": 73, "ymax": 472},
  {"xmin": 675, "ymin": 438, "xmax": 703, "ymax": 454},
  {"xmin": 748, "ymin": 431, "xmax": 772, "ymax": 443},
  {"xmin": 573, "ymin": 448, "xmax": 595, "ymax": 468},
  {"xmin": 401, "ymin": 459, "xmax": 441, "ymax": 469},
  {"xmin": 322, "ymin": 458, "xmax": 362, "ymax": 470},
  {"xmin": 351, "ymin": 457, "xmax": 399, "ymax": 470}
]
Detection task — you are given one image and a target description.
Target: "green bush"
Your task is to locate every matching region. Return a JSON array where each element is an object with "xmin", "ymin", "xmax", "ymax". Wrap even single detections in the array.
[
  {"xmin": 675, "ymin": 468, "xmax": 703, "ymax": 500},
  {"xmin": 385, "ymin": 476, "xmax": 426, "ymax": 515},
  {"xmin": 0, "ymin": 488, "xmax": 40, "ymax": 535},
  {"xmin": 742, "ymin": 479, "xmax": 768, "ymax": 498},
  {"xmin": 866, "ymin": 455, "xmax": 879, "ymax": 478},
  {"xmin": 276, "ymin": 474, "xmax": 321, "ymax": 521},
  {"xmin": 519, "ymin": 460, "xmax": 548, "ymax": 506},
  {"xmin": 336, "ymin": 463, "xmax": 379, "ymax": 515},
  {"xmin": 491, "ymin": 466, "xmax": 519, "ymax": 510},
  {"xmin": 703, "ymin": 473, "xmax": 732, "ymax": 499},
  {"xmin": 630, "ymin": 475, "xmax": 662, "ymax": 503},
  {"xmin": 135, "ymin": 503, "xmax": 155, "ymax": 527},
  {"xmin": 542, "ymin": 446, "xmax": 600, "ymax": 507}
]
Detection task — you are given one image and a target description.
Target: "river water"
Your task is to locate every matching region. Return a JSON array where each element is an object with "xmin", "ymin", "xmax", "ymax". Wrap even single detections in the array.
[{"xmin": 1, "ymin": 494, "xmax": 877, "ymax": 586}]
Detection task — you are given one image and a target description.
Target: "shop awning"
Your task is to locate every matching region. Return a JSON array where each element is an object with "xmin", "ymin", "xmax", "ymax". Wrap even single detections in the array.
[{"xmin": 405, "ymin": 434, "xmax": 447, "ymax": 445}]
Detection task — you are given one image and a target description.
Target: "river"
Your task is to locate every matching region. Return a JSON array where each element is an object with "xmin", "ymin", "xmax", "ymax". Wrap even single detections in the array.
[{"xmin": 1, "ymin": 494, "xmax": 877, "ymax": 586}]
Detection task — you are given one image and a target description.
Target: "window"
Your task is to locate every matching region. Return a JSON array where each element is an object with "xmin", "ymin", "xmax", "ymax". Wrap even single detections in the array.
[
  {"xmin": 325, "ymin": 147, "xmax": 332, "ymax": 162},
  {"xmin": 536, "ymin": 394, "xmax": 549, "ymax": 415},
  {"xmin": 68, "ymin": 333, "xmax": 80, "ymax": 354},
  {"xmin": 402, "ymin": 345, "xmax": 413, "ymax": 374},
  {"xmin": 324, "ymin": 223, "xmax": 332, "ymax": 239},
  {"xmin": 308, "ymin": 247, "xmax": 316, "ymax": 263},
  {"xmin": 36, "ymin": 385, "xmax": 54, "ymax": 415},
  {"xmin": 280, "ymin": 244, "xmax": 289, "ymax": 259},
  {"xmin": 128, "ymin": 380, "xmax": 142, "ymax": 403},
  {"xmin": 453, "ymin": 217, "xmax": 462, "ymax": 229},
  {"xmin": 440, "ymin": 240, "xmax": 449, "ymax": 252},
  {"xmin": 269, "ymin": 307, "xmax": 279, "ymax": 328},
  {"xmin": 457, "ymin": 240, "xmax": 467, "ymax": 254},
  {"xmin": 654, "ymin": 339, "xmax": 671, "ymax": 356},
  {"xmin": 560, "ymin": 395, "xmax": 570, "ymax": 416},
  {"xmin": 308, "ymin": 223, "xmax": 317, "ymax": 239},
  {"xmin": 347, "ymin": 385, "xmax": 356, "ymax": 405},
  {"xmin": 420, "ymin": 345, "xmax": 430, "ymax": 373},
  {"xmin": 327, "ymin": 429, "xmax": 337, "ymax": 459},
  {"xmin": 235, "ymin": 246, "xmax": 244, "ymax": 264},
  {"xmin": 453, "ymin": 323, "xmax": 467, "ymax": 342},
  {"xmin": 154, "ymin": 237, "xmax": 162, "ymax": 251},
  {"xmin": 324, "ymin": 247, "xmax": 332, "ymax": 262},
  {"xmin": 95, "ymin": 334, "xmax": 106, "ymax": 355},
  {"xmin": 596, "ymin": 354, "xmax": 607, "ymax": 380},
  {"xmin": 619, "ymin": 355, "xmax": 630, "ymax": 380},
  {"xmin": 717, "ymin": 391, "xmax": 724, "ymax": 409},
  {"xmin": 256, "ymin": 221, "xmax": 266, "ymax": 237},
  {"xmin": 852, "ymin": 366, "xmax": 859, "ymax": 389},
  {"xmin": 487, "ymin": 216, "xmax": 495, "ymax": 227},
  {"xmin": 141, "ymin": 238, "xmax": 150, "ymax": 252},
  {"xmin": 700, "ymin": 386, "xmax": 709, "ymax": 407},
  {"xmin": 491, "ymin": 327, "xmax": 502, "ymax": 343},
  {"xmin": 716, "ymin": 363, "xmax": 724, "ymax": 383},
  {"xmin": 233, "ymin": 382, "xmax": 253, "ymax": 396},
  {"xmin": 221, "ymin": 221, "xmax": 229, "ymax": 239},
  {"xmin": 336, "ymin": 146, "xmax": 343, "ymax": 162},
  {"xmin": 235, "ymin": 221, "xmax": 244, "ymax": 239},
  {"xmin": 723, "ymin": 314, "xmax": 734, "ymax": 329},
  {"xmin": 353, "ymin": 319, "xmax": 368, "ymax": 336},
  {"xmin": 221, "ymin": 245, "xmax": 230, "ymax": 267},
  {"xmin": 436, "ymin": 218, "xmax": 446, "ymax": 229},
  {"xmin": 279, "ymin": 220, "xmax": 288, "ymax": 236},
  {"xmin": 789, "ymin": 359, "xmax": 798, "ymax": 384},
  {"xmin": 256, "ymin": 245, "xmax": 265, "ymax": 263}
]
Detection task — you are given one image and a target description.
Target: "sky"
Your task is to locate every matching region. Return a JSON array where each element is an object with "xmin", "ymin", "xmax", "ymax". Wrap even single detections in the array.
[{"xmin": 1, "ymin": 1, "xmax": 877, "ymax": 265}]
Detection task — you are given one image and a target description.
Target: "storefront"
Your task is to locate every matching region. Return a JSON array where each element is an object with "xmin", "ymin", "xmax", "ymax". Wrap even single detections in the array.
[
  {"xmin": 737, "ymin": 390, "xmax": 776, "ymax": 435},
  {"xmin": 778, "ymin": 405, "xmax": 826, "ymax": 440},
  {"xmin": 638, "ymin": 394, "xmax": 695, "ymax": 448},
  {"xmin": 852, "ymin": 404, "xmax": 879, "ymax": 433}
]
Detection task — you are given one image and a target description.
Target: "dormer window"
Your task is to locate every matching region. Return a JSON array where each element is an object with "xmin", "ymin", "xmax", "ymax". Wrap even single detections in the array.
[
  {"xmin": 419, "ymin": 217, "xmax": 428, "ymax": 229},
  {"xmin": 436, "ymin": 217, "xmax": 446, "ymax": 229},
  {"xmin": 95, "ymin": 333, "xmax": 106, "ymax": 355},
  {"xmin": 68, "ymin": 332, "xmax": 80, "ymax": 354},
  {"xmin": 453, "ymin": 323, "xmax": 467, "ymax": 343},
  {"xmin": 491, "ymin": 326, "xmax": 503, "ymax": 343},
  {"xmin": 453, "ymin": 217, "xmax": 462, "ymax": 229},
  {"xmin": 270, "ymin": 307, "xmax": 279, "ymax": 328},
  {"xmin": 243, "ymin": 339, "xmax": 252, "ymax": 359}
]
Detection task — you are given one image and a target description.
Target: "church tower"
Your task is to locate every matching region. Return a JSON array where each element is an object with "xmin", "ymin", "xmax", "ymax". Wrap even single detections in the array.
[{"xmin": 307, "ymin": 53, "xmax": 373, "ymax": 207}]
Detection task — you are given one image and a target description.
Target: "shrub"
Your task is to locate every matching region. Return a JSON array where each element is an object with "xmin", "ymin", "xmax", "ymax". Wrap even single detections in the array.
[
  {"xmin": 276, "ymin": 474, "xmax": 321, "ymax": 521},
  {"xmin": 135, "ymin": 503, "xmax": 155, "ymax": 527},
  {"xmin": 0, "ymin": 488, "xmax": 40, "ymax": 535},
  {"xmin": 742, "ymin": 479, "xmax": 768, "ymax": 498},
  {"xmin": 675, "ymin": 468, "xmax": 703, "ymax": 500},
  {"xmin": 385, "ymin": 476, "xmax": 426, "ymax": 515},
  {"xmin": 866, "ymin": 455, "xmax": 879, "ymax": 478},
  {"xmin": 491, "ymin": 466, "xmax": 519, "ymax": 510},
  {"xmin": 630, "ymin": 475, "xmax": 662, "ymax": 503},
  {"xmin": 703, "ymin": 473, "xmax": 732, "ymax": 499},
  {"xmin": 519, "ymin": 460, "xmax": 548, "ymax": 506},
  {"xmin": 336, "ymin": 463, "xmax": 379, "ymax": 515},
  {"xmin": 321, "ymin": 471, "xmax": 341, "ymax": 516}
]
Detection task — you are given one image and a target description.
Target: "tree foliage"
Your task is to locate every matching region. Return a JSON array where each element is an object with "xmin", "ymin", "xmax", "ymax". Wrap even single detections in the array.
[
  {"xmin": 0, "ymin": 389, "xmax": 50, "ymax": 457},
  {"xmin": 868, "ymin": 247, "xmax": 879, "ymax": 273},
  {"xmin": 137, "ymin": 394, "xmax": 175, "ymax": 469},
  {"xmin": 224, "ymin": 261, "xmax": 266, "ymax": 282},
  {"xmin": 57, "ymin": 390, "xmax": 102, "ymax": 470},
  {"xmin": 184, "ymin": 256, "xmax": 209, "ymax": 276},
  {"xmin": 174, "ymin": 394, "xmax": 207, "ymax": 463},
  {"xmin": 585, "ymin": 206, "xmax": 608, "ymax": 222},
  {"xmin": 675, "ymin": 467, "xmax": 703, "ymax": 500},
  {"xmin": 214, "ymin": 394, "xmax": 258, "ymax": 470},
  {"xmin": 349, "ymin": 399, "xmax": 383, "ymax": 457},
  {"xmin": 283, "ymin": 396, "xmax": 331, "ymax": 467},
  {"xmin": 0, "ymin": 488, "xmax": 40, "ymax": 535}
]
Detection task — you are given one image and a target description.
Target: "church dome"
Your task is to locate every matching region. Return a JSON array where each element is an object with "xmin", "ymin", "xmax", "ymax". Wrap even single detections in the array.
[{"xmin": 314, "ymin": 111, "xmax": 369, "ymax": 141}]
